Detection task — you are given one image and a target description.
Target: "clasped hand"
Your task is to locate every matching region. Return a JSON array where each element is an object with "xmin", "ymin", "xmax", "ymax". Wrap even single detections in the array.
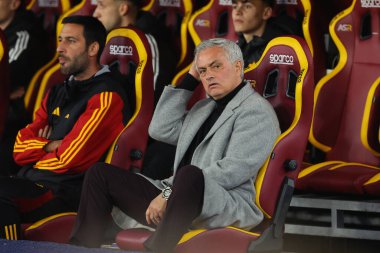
[
  {"xmin": 145, "ymin": 194, "xmax": 167, "ymax": 226},
  {"xmin": 38, "ymin": 125, "xmax": 62, "ymax": 153}
]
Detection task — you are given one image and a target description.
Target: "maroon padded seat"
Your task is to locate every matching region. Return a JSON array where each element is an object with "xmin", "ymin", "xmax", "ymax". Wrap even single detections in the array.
[
  {"xmin": 0, "ymin": 29, "xmax": 10, "ymax": 139},
  {"xmin": 22, "ymin": 212, "xmax": 76, "ymax": 243},
  {"xmin": 102, "ymin": 27, "xmax": 155, "ymax": 172},
  {"xmin": 146, "ymin": 0, "xmax": 195, "ymax": 70},
  {"xmin": 24, "ymin": 0, "xmax": 97, "ymax": 117},
  {"xmin": 297, "ymin": 0, "xmax": 380, "ymax": 196},
  {"xmin": 115, "ymin": 35, "xmax": 314, "ymax": 253}
]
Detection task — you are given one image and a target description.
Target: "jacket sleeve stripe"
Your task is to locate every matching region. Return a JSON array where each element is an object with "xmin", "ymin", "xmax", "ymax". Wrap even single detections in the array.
[
  {"xmin": 34, "ymin": 92, "xmax": 113, "ymax": 170},
  {"xmin": 14, "ymin": 132, "xmax": 49, "ymax": 152}
]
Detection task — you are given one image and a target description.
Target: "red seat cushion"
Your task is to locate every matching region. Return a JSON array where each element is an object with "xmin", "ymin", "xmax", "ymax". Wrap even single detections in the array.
[
  {"xmin": 116, "ymin": 227, "xmax": 260, "ymax": 253},
  {"xmin": 297, "ymin": 162, "xmax": 380, "ymax": 195},
  {"xmin": 23, "ymin": 213, "xmax": 76, "ymax": 243}
]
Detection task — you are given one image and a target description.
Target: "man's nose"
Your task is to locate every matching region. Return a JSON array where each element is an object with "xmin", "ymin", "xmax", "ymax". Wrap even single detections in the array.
[
  {"xmin": 56, "ymin": 42, "xmax": 64, "ymax": 53},
  {"xmin": 205, "ymin": 73, "xmax": 214, "ymax": 82},
  {"xmin": 93, "ymin": 8, "xmax": 100, "ymax": 18},
  {"xmin": 234, "ymin": 3, "xmax": 244, "ymax": 13}
]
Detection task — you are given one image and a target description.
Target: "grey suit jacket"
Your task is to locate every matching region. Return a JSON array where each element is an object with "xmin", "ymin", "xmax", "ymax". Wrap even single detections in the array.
[{"xmin": 148, "ymin": 82, "xmax": 280, "ymax": 230}]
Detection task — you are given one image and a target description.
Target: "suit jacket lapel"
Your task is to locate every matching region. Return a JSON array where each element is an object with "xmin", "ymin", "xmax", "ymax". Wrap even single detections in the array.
[
  {"xmin": 176, "ymin": 100, "xmax": 216, "ymax": 165},
  {"xmin": 202, "ymin": 82, "xmax": 254, "ymax": 142}
]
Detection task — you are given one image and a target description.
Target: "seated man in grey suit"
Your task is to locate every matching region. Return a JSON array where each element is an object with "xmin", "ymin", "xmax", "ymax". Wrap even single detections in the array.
[{"xmin": 69, "ymin": 38, "xmax": 280, "ymax": 253}]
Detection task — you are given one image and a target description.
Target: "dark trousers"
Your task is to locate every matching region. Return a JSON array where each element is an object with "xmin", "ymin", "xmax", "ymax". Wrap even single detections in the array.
[
  {"xmin": 0, "ymin": 176, "xmax": 79, "ymax": 240},
  {"xmin": 70, "ymin": 163, "xmax": 204, "ymax": 253}
]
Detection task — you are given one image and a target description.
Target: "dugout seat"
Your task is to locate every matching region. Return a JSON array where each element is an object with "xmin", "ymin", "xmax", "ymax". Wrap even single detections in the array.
[
  {"xmin": 21, "ymin": 26, "xmax": 155, "ymax": 243},
  {"xmin": 102, "ymin": 27, "xmax": 155, "ymax": 172},
  {"xmin": 0, "ymin": 29, "xmax": 10, "ymax": 139},
  {"xmin": 24, "ymin": 0, "xmax": 97, "ymax": 117},
  {"xmin": 296, "ymin": 0, "xmax": 380, "ymax": 196},
  {"xmin": 145, "ymin": 0, "xmax": 195, "ymax": 70},
  {"xmin": 115, "ymin": 35, "xmax": 314, "ymax": 253},
  {"xmin": 273, "ymin": 0, "xmax": 327, "ymax": 83}
]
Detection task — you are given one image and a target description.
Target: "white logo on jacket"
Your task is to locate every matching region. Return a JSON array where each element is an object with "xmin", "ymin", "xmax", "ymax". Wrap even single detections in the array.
[{"xmin": 9, "ymin": 31, "xmax": 30, "ymax": 63}]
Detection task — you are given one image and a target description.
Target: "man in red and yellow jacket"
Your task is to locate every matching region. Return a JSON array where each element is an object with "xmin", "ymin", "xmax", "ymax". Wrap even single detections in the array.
[{"xmin": 0, "ymin": 15, "xmax": 131, "ymax": 240}]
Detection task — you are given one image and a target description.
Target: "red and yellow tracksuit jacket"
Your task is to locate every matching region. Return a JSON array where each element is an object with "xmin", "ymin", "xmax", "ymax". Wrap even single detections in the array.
[{"xmin": 13, "ymin": 70, "xmax": 131, "ymax": 178}]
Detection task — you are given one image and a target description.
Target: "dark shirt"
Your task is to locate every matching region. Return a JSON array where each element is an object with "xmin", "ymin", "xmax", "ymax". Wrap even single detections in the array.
[{"xmin": 178, "ymin": 76, "xmax": 246, "ymax": 168}]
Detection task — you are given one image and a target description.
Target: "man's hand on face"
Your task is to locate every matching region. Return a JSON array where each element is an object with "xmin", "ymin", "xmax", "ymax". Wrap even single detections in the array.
[
  {"xmin": 189, "ymin": 61, "xmax": 200, "ymax": 81},
  {"xmin": 145, "ymin": 194, "xmax": 167, "ymax": 226},
  {"xmin": 39, "ymin": 125, "xmax": 63, "ymax": 153}
]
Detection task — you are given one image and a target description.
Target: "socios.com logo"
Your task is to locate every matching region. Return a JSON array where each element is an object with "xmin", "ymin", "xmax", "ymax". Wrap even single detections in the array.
[
  {"xmin": 269, "ymin": 54, "xmax": 294, "ymax": 65},
  {"xmin": 109, "ymin": 45, "xmax": 133, "ymax": 56}
]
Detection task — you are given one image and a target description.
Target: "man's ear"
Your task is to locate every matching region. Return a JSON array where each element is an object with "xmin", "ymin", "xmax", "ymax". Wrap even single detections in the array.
[
  {"xmin": 262, "ymin": 6, "xmax": 273, "ymax": 21},
  {"xmin": 119, "ymin": 1, "xmax": 129, "ymax": 16},
  {"xmin": 10, "ymin": 0, "xmax": 21, "ymax": 11},
  {"xmin": 88, "ymin": 42, "xmax": 100, "ymax": 58}
]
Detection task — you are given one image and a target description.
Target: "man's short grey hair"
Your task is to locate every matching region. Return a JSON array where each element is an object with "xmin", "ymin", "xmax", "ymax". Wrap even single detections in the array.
[{"xmin": 194, "ymin": 38, "xmax": 244, "ymax": 77}]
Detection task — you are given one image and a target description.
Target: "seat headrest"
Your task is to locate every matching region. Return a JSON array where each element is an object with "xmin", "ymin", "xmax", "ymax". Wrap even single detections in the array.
[
  {"xmin": 245, "ymin": 35, "xmax": 313, "ymax": 132},
  {"xmin": 27, "ymin": 0, "xmax": 71, "ymax": 33},
  {"xmin": 101, "ymin": 27, "xmax": 152, "ymax": 78},
  {"xmin": 189, "ymin": 0, "xmax": 237, "ymax": 45},
  {"xmin": 310, "ymin": 0, "xmax": 380, "ymax": 159},
  {"xmin": 147, "ymin": 0, "xmax": 194, "ymax": 67},
  {"xmin": 335, "ymin": 0, "xmax": 380, "ymax": 65}
]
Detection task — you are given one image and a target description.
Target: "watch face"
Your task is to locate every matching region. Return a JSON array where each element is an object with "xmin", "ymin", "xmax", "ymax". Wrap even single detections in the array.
[{"xmin": 162, "ymin": 187, "xmax": 172, "ymax": 199}]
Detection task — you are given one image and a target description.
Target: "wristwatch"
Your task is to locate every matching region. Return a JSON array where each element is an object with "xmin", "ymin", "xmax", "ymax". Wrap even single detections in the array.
[{"xmin": 162, "ymin": 186, "xmax": 172, "ymax": 200}]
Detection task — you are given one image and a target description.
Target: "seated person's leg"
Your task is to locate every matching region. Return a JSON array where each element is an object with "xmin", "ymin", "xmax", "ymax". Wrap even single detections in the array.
[
  {"xmin": 144, "ymin": 165, "xmax": 205, "ymax": 253},
  {"xmin": 0, "ymin": 176, "xmax": 54, "ymax": 239},
  {"xmin": 70, "ymin": 162, "xmax": 161, "ymax": 248}
]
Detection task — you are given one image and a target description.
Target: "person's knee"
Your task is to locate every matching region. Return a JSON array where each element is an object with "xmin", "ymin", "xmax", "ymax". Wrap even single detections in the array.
[
  {"xmin": 84, "ymin": 162, "xmax": 122, "ymax": 186},
  {"xmin": 84, "ymin": 162, "xmax": 107, "ymax": 183},
  {"xmin": 174, "ymin": 165, "xmax": 204, "ymax": 186}
]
